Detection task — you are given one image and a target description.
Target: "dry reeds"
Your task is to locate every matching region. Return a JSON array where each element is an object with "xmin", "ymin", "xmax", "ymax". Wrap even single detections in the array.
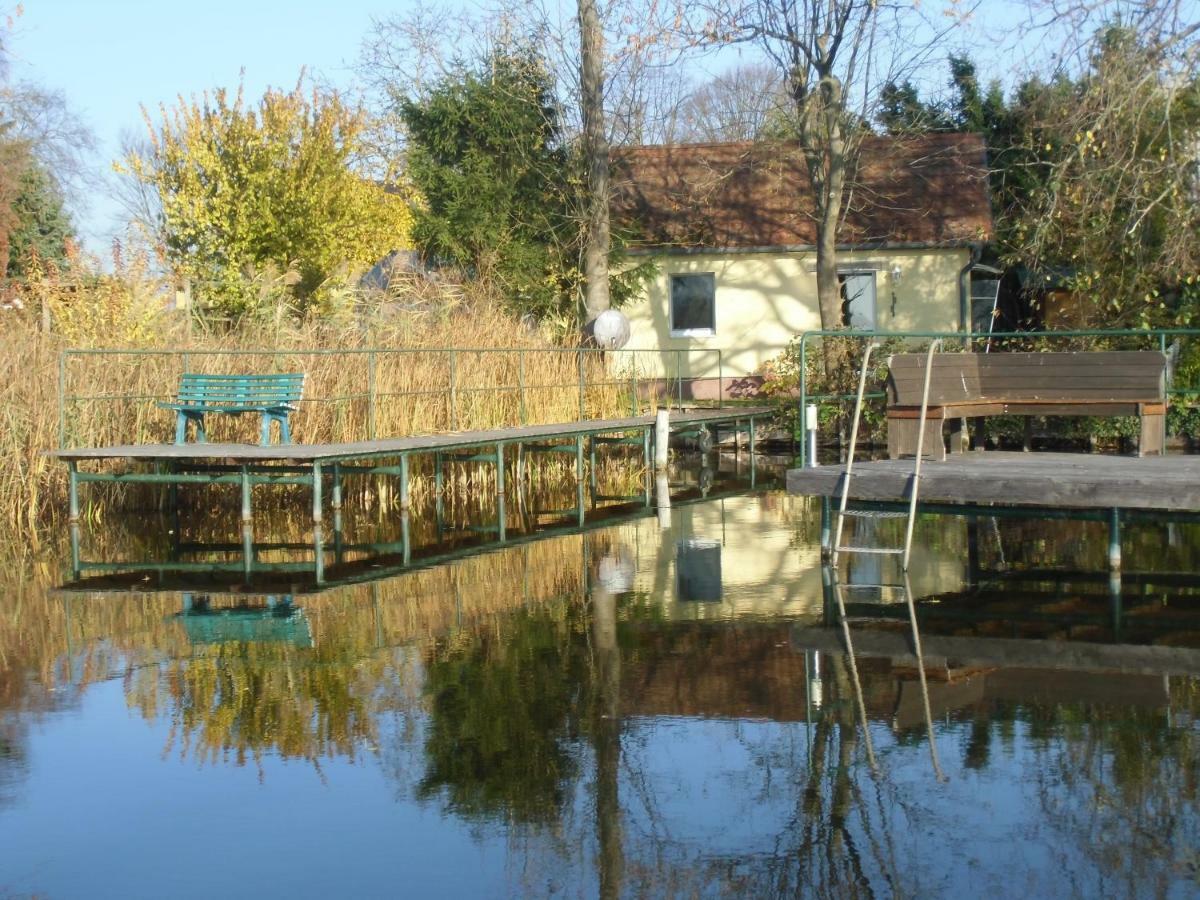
[{"xmin": 1, "ymin": 272, "xmax": 670, "ymax": 545}]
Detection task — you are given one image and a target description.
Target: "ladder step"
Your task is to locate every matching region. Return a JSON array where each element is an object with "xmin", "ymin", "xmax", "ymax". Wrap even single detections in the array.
[
  {"xmin": 840, "ymin": 582, "xmax": 906, "ymax": 590},
  {"xmin": 835, "ymin": 546, "xmax": 904, "ymax": 555},
  {"xmin": 843, "ymin": 509, "xmax": 908, "ymax": 520}
]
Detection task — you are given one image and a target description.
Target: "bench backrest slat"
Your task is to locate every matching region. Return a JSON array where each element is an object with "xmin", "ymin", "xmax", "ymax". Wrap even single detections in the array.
[
  {"xmin": 887, "ymin": 351, "xmax": 1165, "ymax": 406},
  {"xmin": 175, "ymin": 372, "xmax": 305, "ymax": 407}
]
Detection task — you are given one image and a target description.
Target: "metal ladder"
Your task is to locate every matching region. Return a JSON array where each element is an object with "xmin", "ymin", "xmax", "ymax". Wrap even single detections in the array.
[{"xmin": 831, "ymin": 339, "xmax": 942, "ymax": 573}]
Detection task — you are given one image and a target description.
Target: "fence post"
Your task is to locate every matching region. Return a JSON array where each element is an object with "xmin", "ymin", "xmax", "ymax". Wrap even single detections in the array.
[
  {"xmin": 519, "ymin": 349, "xmax": 527, "ymax": 425},
  {"xmin": 367, "ymin": 350, "xmax": 377, "ymax": 440},
  {"xmin": 449, "ymin": 350, "xmax": 458, "ymax": 430},
  {"xmin": 577, "ymin": 348, "xmax": 586, "ymax": 421}
]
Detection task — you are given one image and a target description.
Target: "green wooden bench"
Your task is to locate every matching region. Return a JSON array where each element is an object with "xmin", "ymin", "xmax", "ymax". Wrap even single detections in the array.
[{"xmin": 161, "ymin": 372, "xmax": 305, "ymax": 445}]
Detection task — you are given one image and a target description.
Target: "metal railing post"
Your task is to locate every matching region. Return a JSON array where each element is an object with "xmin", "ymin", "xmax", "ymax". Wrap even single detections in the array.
[
  {"xmin": 577, "ymin": 348, "xmax": 586, "ymax": 421},
  {"xmin": 716, "ymin": 349, "xmax": 723, "ymax": 409},
  {"xmin": 367, "ymin": 350, "xmax": 377, "ymax": 440},
  {"xmin": 57, "ymin": 351, "xmax": 67, "ymax": 448},
  {"xmin": 676, "ymin": 350, "xmax": 683, "ymax": 409},
  {"xmin": 518, "ymin": 349, "xmax": 527, "ymax": 425},
  {"xmin": 448, "ymin": 350, "xmax": 458, "ymax": 430}
]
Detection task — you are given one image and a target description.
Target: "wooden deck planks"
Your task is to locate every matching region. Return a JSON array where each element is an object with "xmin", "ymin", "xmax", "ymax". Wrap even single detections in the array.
[
  {"xmin": 53, "ymin": 406, "xmax": 774, "ymax": 464},
  {"xmin": 786, "ymin": 451, "xmax": 1200, "ymax": 511}
]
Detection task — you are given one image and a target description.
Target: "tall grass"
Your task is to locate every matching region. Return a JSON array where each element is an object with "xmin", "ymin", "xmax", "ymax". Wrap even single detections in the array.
[{"xmin": 2, "ymin": 272, "xmax": 657, "ymax": 545}]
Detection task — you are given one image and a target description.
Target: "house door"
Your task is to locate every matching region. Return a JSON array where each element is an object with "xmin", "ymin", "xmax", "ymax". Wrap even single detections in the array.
[{"xmin": 839, "ymin": 272, "xmax": 877, "ymax": 330}]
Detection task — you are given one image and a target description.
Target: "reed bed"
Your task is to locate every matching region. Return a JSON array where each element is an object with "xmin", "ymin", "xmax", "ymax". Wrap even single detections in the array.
[{"xmin": 1, "ymin": 274, "xmax": 673, "ymax": 546}]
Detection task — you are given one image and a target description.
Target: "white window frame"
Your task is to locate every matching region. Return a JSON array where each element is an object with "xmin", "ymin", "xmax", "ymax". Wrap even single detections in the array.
[
  {"xmin": 669, "ymin": 272, "xmax": 717, "ymax": 338},
  {"xmin": 838, "ymin": 269, "xmax": 878, "ymax": 331}
]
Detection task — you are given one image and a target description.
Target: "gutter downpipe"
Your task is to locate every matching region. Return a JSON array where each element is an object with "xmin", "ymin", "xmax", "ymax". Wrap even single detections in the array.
[{"xmin": 958, "ymin": 243, "xmax": 982, "ymax": 343}]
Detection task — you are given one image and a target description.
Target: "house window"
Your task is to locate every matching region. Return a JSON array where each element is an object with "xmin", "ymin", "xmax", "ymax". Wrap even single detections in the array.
[
  {"xmin": 839, "ymin": 271, "xmax": 877, "ymax": 330},
  {"xmin": 670, "ymin": 273, "xmax": 716, "ymax": 336}
]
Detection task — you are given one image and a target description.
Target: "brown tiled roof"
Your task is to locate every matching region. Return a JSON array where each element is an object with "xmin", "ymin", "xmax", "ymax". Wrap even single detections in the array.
[{"xmin": 611, "ymin": 133, "xmax": 993, "ymax": 250}]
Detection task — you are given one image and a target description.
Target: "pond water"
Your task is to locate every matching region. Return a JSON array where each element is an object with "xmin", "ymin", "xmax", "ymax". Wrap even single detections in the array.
[{"xmin": 2, "ymin": 452, "xmax": 1199, "ymax": 898}]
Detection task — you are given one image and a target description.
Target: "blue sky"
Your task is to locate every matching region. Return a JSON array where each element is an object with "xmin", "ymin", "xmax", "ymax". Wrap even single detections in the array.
[
  {"xmin": 7, "ymin": 0, "xmax": 1042, "ymax": 259},
  {"xmin": 9, "ymin": 0, "xmax": 416, "ymax": 254}
]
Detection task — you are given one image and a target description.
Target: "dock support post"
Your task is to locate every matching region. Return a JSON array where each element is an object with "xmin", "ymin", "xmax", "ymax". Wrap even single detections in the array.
[
  {"xmin": 575, "ymin": 435, "xmax": 586, "ymax": 526},
  {"xmin": 312, "ymin": 461, "xmax": 324, "ymax": 584},
  {"xmin": 240, "ymin": 464, "xmax": 254, "ymax": 579},
  {"xmin": 68, "ymin": 461, "xmax": 79, "ymax": 523},
  {"xmin": 1108, "ymin": 507, "xmax": 1122, "ymax": 572},
  {"xmin": 820, "ymin": 496, "xmax": 832, "ymax": 560},
  {"xmin": 69, "ymin": 522, "xmax": 81, "ymax": 581},
  {"xmin": 966, "ymin": 515, "xmax": 980, "ymax": 587},
  {"xmin": 434, "ymin": 452, "xmax": 444, "ymax": 538},
  {"xmin": 242, "ymin": 524, "xmax": 254, "ymax": 579},
  {"xmin": 399, "ymin": 454, "xmax": 410, "ymax": 511},
  {"xmin": 656, "ymin": 470, "xmax": 671, "ymax": 529},
  {"xmin": 748, "ymin": 416, "xmax": 756, "ymax": 487},
  {"xmin": 589, "ymin": 437, "xmax": 598, "ymax": 496},
  {"xmin": 496, "ymin": 442, "xmax": 506, "ymax": 542},
  {"xmin": 654, "ymin": 407, "xmax": 669, "ymax": 470},
  {"xmin": 1110, "ymin": 569, "xmax": 1123, "ymax": 641},
  {"xmin": 331, "ymin": 463, "xmax": 342, "ymax": 513},
  {"xmin": 401, "ymin": 511, "xmax": 411, "ymax": 565},
  {"xmin": 240, "ymin": 465, "xmax": 253, "ymax": 526}
]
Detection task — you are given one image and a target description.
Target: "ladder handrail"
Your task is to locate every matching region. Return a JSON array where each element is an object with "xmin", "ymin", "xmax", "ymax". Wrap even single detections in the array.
[
  {"xmin": 902, "ymin": 339, "xmax": 942, "ymax": 570},
  {"xmin": 831, "ymin": 341, "xmax": 881, "ymax": 567}
]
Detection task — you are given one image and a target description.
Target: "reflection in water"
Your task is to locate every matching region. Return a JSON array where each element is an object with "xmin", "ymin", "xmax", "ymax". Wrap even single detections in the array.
[{"xmin": 2, "ymin": 470, "xmax": 1200, "ymax": 895}]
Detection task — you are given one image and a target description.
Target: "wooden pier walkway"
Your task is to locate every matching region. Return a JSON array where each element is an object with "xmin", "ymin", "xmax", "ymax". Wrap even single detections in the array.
[
  {"xmin": 55, "ymin": 406, "xmax": 772, "ymax": 583},
  {"xmin": 786, "ymin": 451, "xmax": 1200, "ymax": 512}
]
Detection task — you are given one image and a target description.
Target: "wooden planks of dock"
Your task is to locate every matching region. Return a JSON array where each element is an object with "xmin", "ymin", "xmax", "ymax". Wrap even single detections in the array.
[{"xmin": 786, "ymin": 451, "xmax": 1200, "ymax": 512}]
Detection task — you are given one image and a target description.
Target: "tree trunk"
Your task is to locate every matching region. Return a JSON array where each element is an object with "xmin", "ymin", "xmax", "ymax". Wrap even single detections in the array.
[
  {"xmin": 814, "ymin": 216, "xmax": 841, "ymax": 331},
  {"xmin": 578, "ymin": 0, "xmax": 611, "ymax": 324}
]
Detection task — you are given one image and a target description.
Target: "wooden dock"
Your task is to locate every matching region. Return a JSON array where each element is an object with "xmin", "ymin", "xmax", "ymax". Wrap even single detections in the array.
[
  {"xmin": 786, "ymin": 451, "xmax": 1200, "ymax": 512},
  {"xmin": 54, "ymin": 406, "xmax": 772, "ymax": 583}
]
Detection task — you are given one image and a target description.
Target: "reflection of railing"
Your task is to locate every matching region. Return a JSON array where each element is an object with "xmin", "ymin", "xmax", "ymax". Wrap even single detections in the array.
[
  {"xmin": 57, "ymin": 345, "xmax": 729, "ymax": 448},
  {"xmin": 796, "ymin": 327, "xmax": 1200, "ymax": 467}
]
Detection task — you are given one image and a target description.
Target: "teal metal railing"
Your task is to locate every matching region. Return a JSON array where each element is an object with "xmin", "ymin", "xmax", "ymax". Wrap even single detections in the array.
[
  {"xmin": 796, "ymin": 328, "xmax": 1200, "ymax": 467},
  {"xmin": 57, "ymin": 346, "xmax": 727, "ymax": 448}
]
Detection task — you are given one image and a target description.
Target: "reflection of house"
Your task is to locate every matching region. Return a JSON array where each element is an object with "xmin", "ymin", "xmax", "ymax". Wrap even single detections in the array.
[
  {"xmin": 620, "ymin": 495, "xmax": 967, "ymax": 620},
  {"xmin": 610, "ymin": 134, "xmax": 993, "ymax": 392}
]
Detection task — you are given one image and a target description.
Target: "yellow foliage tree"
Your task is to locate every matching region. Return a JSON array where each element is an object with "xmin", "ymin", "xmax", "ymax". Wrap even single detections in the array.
[{"xmin": 121, "ymin": 79, "xmax": 412, "ymax": 317}]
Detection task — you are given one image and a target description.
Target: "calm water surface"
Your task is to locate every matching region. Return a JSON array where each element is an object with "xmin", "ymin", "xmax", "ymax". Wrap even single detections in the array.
[{"xmin": 2, "ymin": 454, "xmax": 1199, "ymax": 898}]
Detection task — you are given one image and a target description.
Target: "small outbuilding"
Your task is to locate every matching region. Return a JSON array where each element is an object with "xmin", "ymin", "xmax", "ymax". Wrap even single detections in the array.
[{"xmin": 610, "ymin": 133, "xmax": 994, "ymax": 397}]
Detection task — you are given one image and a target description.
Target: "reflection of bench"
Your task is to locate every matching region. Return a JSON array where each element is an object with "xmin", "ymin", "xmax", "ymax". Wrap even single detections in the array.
[
  {"xmin": 161, "ymin": 372, "xmax": 304, "ymax": 445},
  {"xmin": 886, "ymin": 351, "xmax": 1167, "ymax": 460}
]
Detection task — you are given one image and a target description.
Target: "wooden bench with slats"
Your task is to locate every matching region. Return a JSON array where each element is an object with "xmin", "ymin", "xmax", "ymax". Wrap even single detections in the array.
[
  {"xmin": 160, "ymin": 372, "xmax": 305, "ymax": 445},
  {"xmin": 886, "ymin": 351, "xmax": 1167, "ymax": 460}
]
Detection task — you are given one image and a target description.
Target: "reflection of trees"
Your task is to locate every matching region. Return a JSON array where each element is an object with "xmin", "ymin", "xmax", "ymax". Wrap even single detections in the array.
[
  {"xmin": 417, "ymin": 601, "xmax": 592, "ymax": 824},
  {"xmin": 128, "ymin": 640, "xmax": 388, "ymax": 767}
]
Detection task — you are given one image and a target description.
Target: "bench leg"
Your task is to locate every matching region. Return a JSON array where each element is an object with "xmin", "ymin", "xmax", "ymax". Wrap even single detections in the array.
[
  {"xmin": 175, "ymin": 412, "xmax": 187, "ymax": 444},
  {"xmin": 888, "ymin": 418, "xmax": 945, "ymax": 461},
  {"xmin": 949, "ymin": 418, "xmax": 969, "ymax": 455},
  {"xmin": 1139, "ymin": 412, "xmax": 1166, "ymax": 457},
  {"xmin": 260, "ymin": 415, "xmax": 272, "ymax": 446},
  {"xmin": 280, "ymin": 414, "xmax": 291, "ymax": 444},
  {"xmin": 195, "ymin": 413, "xmax": 206, "ymax": 443}
]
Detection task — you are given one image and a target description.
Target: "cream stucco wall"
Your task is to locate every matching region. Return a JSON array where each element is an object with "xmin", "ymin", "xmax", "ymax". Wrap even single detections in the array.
[{"xmin": 620, "ymin": 247, "xmax": 969, "ymax": 378}]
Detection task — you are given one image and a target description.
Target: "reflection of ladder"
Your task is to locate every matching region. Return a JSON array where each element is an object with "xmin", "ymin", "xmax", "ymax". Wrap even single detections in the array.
[
  {"xmin": 828, "ymin": 568, "xmax": 945, "ymax": 781},
  {"xmin": 831, "ymin": 340, "xmax": 942, "ymax": 572}
]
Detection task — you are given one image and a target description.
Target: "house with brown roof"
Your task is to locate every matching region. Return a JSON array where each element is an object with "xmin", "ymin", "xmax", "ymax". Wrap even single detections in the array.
[{"xmin": 610, "ymin": 133, "xmax": 993, "ymax": 393}]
